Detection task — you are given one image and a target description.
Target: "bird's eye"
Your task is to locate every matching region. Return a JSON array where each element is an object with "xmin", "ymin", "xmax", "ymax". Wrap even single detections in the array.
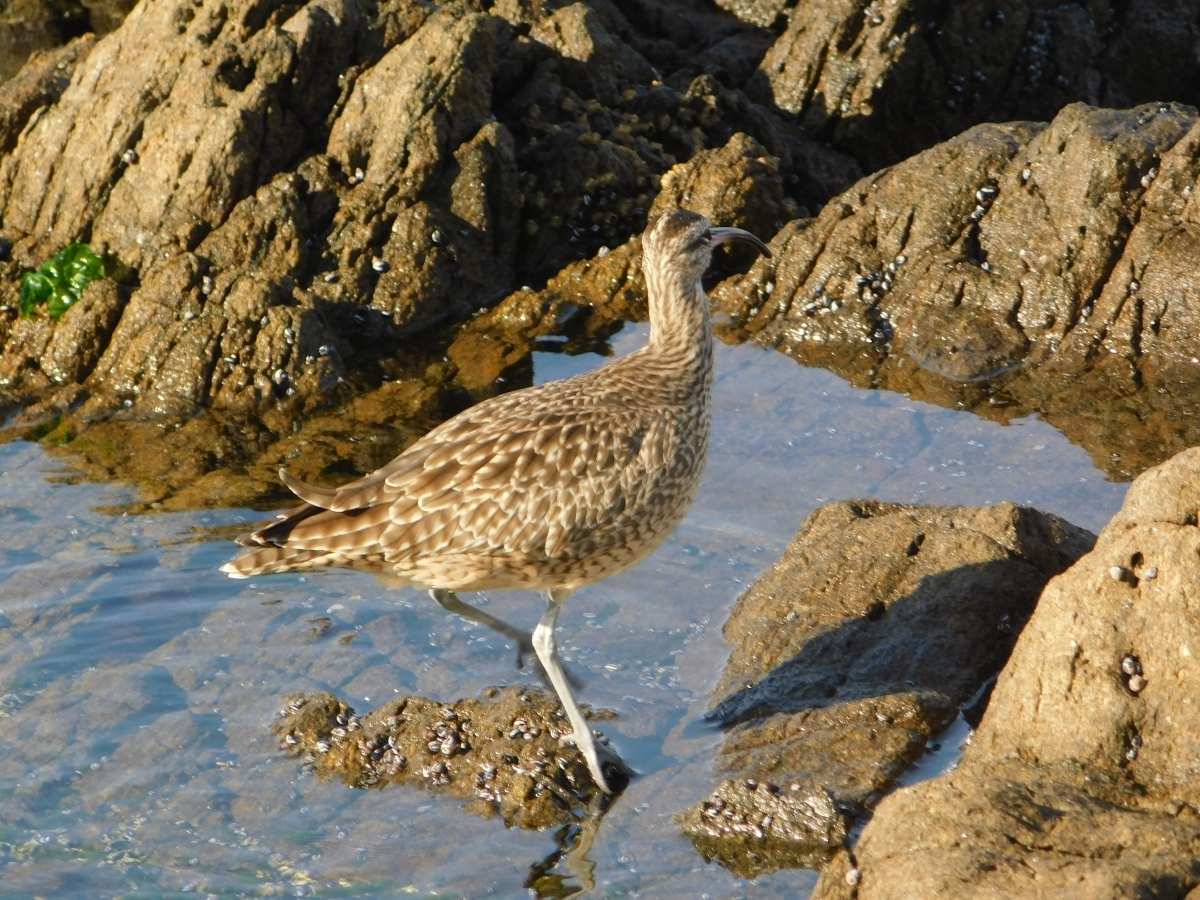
[{"xmin": 689, "ymin": 232, "xmax": 711, "ymax": 252}]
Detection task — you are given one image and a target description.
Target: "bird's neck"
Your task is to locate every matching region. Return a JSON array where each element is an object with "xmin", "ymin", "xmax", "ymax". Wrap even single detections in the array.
[{"xmin": 645, "ymin": 267, "xmax": 712, "ymax": 366}]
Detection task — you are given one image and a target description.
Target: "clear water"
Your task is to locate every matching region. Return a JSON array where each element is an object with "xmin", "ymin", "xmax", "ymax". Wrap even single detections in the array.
[{"xmin": 0, "ymin": 327, "xmax": 1127, "ymax": 898}]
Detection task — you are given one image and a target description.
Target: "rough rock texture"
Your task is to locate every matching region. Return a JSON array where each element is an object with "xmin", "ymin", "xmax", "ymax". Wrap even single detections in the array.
[
  {"xmin": 2, "ymin": 0, "xmax": 1199, "ymax": 507},
  {"xmin": 445, "ymin": 127, "xmax": 803, "ymax": 393},
  {"xmin": 819, "ymin": 447, "xmax": 1200, "ymax": 899},
  {"xmin": 715, "ymin": 101, "xmax": 1200, "ymax": 481},
  {"xmin": 0, "ymin": 0, "xmax": 866, "ymax": 508},
  {"xmin": 275, "ymin": 685, "xmax": 611, "ymax": 828},
  {"xmin": 738, "ymin": 0, "xmax": 1200, "ymax": 172},
  {"xmin": 0, "ymin": 115, "xmax": 806, "ymax": 509},
  {"xmin": 679, "ymin": 499, "xmax": 1094, "ymax": 877}
]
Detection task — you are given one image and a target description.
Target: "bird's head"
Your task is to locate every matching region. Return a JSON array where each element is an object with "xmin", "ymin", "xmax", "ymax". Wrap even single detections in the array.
[{"xmin": 641, "ymin": 210, "xmax": 771, "ymax": 288}]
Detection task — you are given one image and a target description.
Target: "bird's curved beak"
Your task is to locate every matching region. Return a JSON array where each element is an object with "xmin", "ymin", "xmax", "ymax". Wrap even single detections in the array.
[{"xmin": 710, "ymin": 226, "xmax": 771, "ymax": 258}]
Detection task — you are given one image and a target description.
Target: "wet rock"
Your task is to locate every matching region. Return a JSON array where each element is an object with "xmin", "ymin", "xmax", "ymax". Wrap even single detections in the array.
[
  {"xmin": 829, "ymin": 447, "xmax": 1200, "ymax": 897},
  {"xmin": 681, "ymin": 499, "xmax": 1094, "ymax": 877},
  {"xmin": 749, "ymin": 0, "xmax": 1200, "ymax": 172},
  {"xmin": 687, "ymin": 780, "xmax": 849, "ymax": 874},
  {"xmin": 445, "ymin": 269, "xmax": 632, "ymax": 397},
  {"xmin": 274, "ymin": 686, "xmax": 608, "ymax": 827},
  {"xmin": 714, "ymin": 101, "xmax": 1200, "ymax": 480},
  {"xmin": 6, "ymin": 370, "xmax": 447, "ymax": 512}
]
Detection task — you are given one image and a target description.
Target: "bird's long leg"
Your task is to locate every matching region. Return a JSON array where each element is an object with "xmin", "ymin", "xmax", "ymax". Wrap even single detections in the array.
[
  {"xmin": 430, "ymin": 589, "xmax": 534, "ymax": 669},
  {"xmin": 430, "ymin": 589, "xmax": 585, "ymax": 690},
  {"xmin": 533, "ymin": 588, "xmax": 628, "ymax": 794}
]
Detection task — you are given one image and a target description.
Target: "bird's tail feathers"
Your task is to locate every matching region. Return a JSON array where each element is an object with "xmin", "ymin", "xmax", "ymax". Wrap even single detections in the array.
[
  {"xmin": 280, "ymin": 468, "xmax": 339, "ymax": 509},
  {"xmin": 238, "ymin": 502, "xmax": 321, "ymax": 547},
  {"xmin": 220, "ymin": 545, "xmax": 341, "ymax": 579}
]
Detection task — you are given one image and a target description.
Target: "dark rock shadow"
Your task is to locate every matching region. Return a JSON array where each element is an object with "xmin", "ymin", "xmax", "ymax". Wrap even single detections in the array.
[
  {"xmin": 740, "ymin": 0, "xmax": 1200, "ymax": 173},
  {"xmin": 706, "ymin": 557, "xmax": 1045, "ymax": 731}
]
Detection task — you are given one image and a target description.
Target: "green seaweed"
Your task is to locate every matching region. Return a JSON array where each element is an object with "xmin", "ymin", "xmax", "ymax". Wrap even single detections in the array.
[{"xmin": 19, "ymin": 243, "xmax": 106, "ymax": 320}]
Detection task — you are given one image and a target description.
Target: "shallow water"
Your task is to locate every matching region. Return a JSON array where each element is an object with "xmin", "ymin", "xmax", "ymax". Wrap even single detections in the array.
[{"xmin": 0, "ymin": 328, "xmax": 1127, "ymax": 898}]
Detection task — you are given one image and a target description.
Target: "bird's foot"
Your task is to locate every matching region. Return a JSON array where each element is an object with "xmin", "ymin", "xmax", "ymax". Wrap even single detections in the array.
[{"xmin": 560, "ymin": 728, "xmax": 632, "ymax": 795}]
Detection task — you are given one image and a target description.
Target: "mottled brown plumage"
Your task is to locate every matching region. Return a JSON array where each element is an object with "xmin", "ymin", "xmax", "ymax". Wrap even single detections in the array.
[{"xmin": 222, "ymin": 210, "xmax": 769, "ymax": 792}]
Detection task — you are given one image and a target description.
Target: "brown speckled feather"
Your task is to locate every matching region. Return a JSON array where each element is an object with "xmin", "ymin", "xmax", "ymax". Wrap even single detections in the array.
[{"xmin": 223, "ymin": 210, "xmax": 733, "ymax": 594}]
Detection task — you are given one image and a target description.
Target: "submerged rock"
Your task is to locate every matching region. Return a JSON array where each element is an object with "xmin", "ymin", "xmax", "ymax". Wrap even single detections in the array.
[
  {"xmin": 822, "ymin": 447, "xmax": 1200, "ymax": 898},
  {"xmin": 715, "ymin": 101, "xmax": 1200, "ymax": 481},
  {"xmin": 681, "ymin": 499, "xmax": 1094, "ymax": 877},
  {"xmin": 274, "ymin": 685, "xmax": 611, "ymax": 828}
]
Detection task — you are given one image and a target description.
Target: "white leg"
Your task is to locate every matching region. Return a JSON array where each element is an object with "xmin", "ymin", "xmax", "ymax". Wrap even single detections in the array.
[
  {"xmin": 532, "ymin": 589, "xmax": 627, "ymax": 794},
  {"xmin": 430, "ymin": 589, "xmax": 534, "ymax": 669}
]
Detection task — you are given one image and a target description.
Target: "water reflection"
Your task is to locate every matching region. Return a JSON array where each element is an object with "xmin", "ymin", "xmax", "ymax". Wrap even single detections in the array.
[{"xmin": 0, "ymin": 333, "xmax": 1127, "ymax": 897}]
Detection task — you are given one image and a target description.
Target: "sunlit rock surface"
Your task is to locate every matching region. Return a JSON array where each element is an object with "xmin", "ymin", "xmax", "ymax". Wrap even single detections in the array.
[
  {"xmin": 0, "ymin": 0, "xmax": 1198, "ymax": 509},
  {"xmin": 715, "ymin": 101, "xmax": 1200, "ymax": 481},
  {"xmin": 818, "ymin": 447, "xmax": 1200, "ymax": 898},
  {"xmin": 816, "ymin": 451, "xmax": 1200, "ymax": 900},
  {"xmin": 682, "ymin": 499, "xmax": 1094, "ymax": 877},
  {"xmin": 0, "ymin": 0, "xmax": 856, "ymax": 413},
  {"xmin": 2, "ymin": 0, "xmax": 1200, "ymax": 890}
]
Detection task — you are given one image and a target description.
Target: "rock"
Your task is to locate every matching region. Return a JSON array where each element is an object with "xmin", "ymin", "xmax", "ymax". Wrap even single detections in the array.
[
  {"xmin": 825, "ymin": 761, "xmax": 1200, "ymax": 900},
  {"xmin": 650, "ymin": 131, "xmax": 801, "ymax": 244},
  {"xmin": 320, "ymin": 5, "xmax": 518, "ymax": 331},
  {"xmin": 40, "ymin": 278, "xmax": 124, "ymax": 385},
  {"xmin": 274, "ymin": 685, "xmax": 610, "ymax": 828},
  {"xmin": 528, "ymin": 1, "xmax": 654, "ymax": 106},
  {"xmin": 3, "ymin": 0, "xmax": 339, "ymax": 270},
  {"xmin": 0, "ymin": 312, "xmax": 56, "ymax": 395},
  {"xmin": 83, "ymin": 166, "xmax": 341, "ymax": 418},
  {"xmin": 77, "ymin": 0, "xmax": 134, "ymax": 35},
  {"xmin": 0, "ymin": 0, "xmax": 863, "ymax": 490},
  {"xmin": 748, "ymin": 0, "xmax": 1200, "ymax": 172},
  {"xmin": 713, "ymin": 101, "xmax": 1200, "ymax": 480},
  {"xmin": 681, "ymin": 499, "xmax": 1094, "ymax": 878},
  {"xmin": 829, "ymin": 447, "xmax": 1200, "ymax": 898},
  {"xmin": 688, "ymin": 780, "xmax": 851, "ymax": 876},
  {"xmin": 445, "ymin": 127, "xmax": 810, "ymax": 399},
  {"xmin": 3, "ymin": 369, "xmax": 448, "ymax": 513},
  {"xmin": 0, "ymin": 34, "xmax": 93, "ymax": 153},
  {"xmin": 0, "ymin": 0, "xmax": 89, "ymax": 83}
]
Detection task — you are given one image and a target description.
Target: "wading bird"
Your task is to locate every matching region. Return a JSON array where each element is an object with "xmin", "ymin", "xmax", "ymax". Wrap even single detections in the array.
[{"xmin": 222, "ymin": 210, "xmax": 770, "ymax": 792}]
